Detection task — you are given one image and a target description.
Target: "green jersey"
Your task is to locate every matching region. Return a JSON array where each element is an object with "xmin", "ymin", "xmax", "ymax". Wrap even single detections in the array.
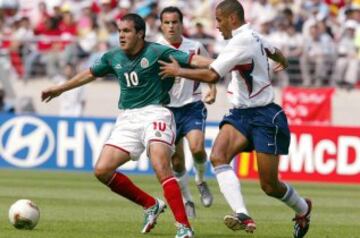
[{"xmin": 90, "ymin": 42, "xmax": 191, "ymax": 109}]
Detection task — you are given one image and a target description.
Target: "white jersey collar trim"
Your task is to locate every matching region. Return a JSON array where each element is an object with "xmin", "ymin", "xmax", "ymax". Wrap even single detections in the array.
[
  {"xmin": 232, "ymin": 23, "xmax": 250, "ymax": 37},
  {"xmin": 157, "ymin": 35, "xmax": 185, "ymax": 48}
]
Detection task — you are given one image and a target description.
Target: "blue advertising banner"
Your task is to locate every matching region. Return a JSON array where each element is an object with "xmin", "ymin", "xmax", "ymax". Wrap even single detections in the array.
[{"xmin": 0, "ymin": 114, "xmax": 219, "ymax": 175}]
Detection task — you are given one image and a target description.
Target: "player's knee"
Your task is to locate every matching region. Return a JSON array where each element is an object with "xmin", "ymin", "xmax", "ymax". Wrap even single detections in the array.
[
  {"xmin": 260, "ymin": 182, "xmax": 279, "ymax": 198},
  {"xmin": 189, "ymin": 141, "xmax": 202, "ymax": 154},
  {"xmin": 172, "ymin": 158, "xmax": 185, "ymax": 173},
  {"xmin": 210, "ymin": 152, "xmax": 226, "ymax": 167},
  {"xmin": 94, "ymin": 165, "xmax": 111, "ymax": 184}
]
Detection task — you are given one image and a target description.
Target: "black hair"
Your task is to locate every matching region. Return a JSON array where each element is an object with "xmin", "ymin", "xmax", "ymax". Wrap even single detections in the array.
[
  {"xmin": 160, "ymin": 6, "xmax": 183, "ymax": 23},
  {"xmin": 122, "ymin": 13, "xmax": 146, "ymax": 39},
  {"xmin": 217, "ymin": 0, "xmax": 245, "ymax": 22}
]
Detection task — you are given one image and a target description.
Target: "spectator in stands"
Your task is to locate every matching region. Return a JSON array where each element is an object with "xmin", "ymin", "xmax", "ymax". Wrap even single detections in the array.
[
  {"xmin": 58, "ymin": 11, "xmax": 77, "ymax": 49},
  {"xmin": 64, "ymin": 16, "xmax": 98, "ymax": 65},
  {"xmin": 268, "ymin": 18, "xmax": 290, "ymax": 87},
  {"xmin": 0, "ymin": 0, "xmax": 358, "ymax": 91},
  {"xmin": 105, "ymin": 20, "xmax": 119, "ymax": 49},
  {"xmin": 249, "ymin": 0, "xmax": 277, "ymax": 31},
  {"xmin": 190, "ymin": 22, "xmax": 215, "ymax": 56},
  {"xmin": 24, "ymin": 16, "xmax": 63, "ymax": 80},
  {"xmin": 282, "ymin": 24, "xmax": 304, "ymax": 85},
  {"xmin": 115, "ymin": 0, "xmax": 131, "ymax": 20},
  {"xmin": 32, "ymin": 1, "xmax": 50, "ymax": 29},
  {"xmin": 86, "ymin": 41, "xmax": 109, "ymax": 69},
  {"xmin": 144, "ymin": 13, "xmax": 160, "ymax": 42},
  {"xmin": 331, "ymin": 20, "xmax": 359, "ymax": 88},
  {"xmin": 300, "ymin": 22, "xmax": 336, "ymax": 86},
  {"xmin": 97, "ymin": 0, "xmax": 120, "ymax": 29}
]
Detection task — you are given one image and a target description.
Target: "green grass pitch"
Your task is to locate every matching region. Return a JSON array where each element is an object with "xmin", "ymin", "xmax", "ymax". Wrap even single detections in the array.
[{"xmin": 0, "ymin": 169, "xmax": 359, "ymax": 238}]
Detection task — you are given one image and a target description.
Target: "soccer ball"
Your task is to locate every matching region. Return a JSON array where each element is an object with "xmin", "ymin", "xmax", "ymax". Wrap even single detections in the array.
[{"xmin": 8, "ymin": 199, "xmax": 40, "ymax": 230}]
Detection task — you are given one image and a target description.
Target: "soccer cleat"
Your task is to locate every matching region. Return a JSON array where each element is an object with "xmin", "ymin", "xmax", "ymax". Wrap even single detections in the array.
[
  {"xmin": 196, "ymin": 182, "xmax": 213, "ymax": 207},
  {"xmin": 141, "ymin": 198, "xmax": 166, "ymax": 233},
  {"xmin": 224, "ymin": 213, "xmax": 256, "ymax": 233},
  {"xmin": 175, "ymin": 222, "xmax": 194, "ymax": 238},
  {"xmin": 185, "ymin": 201, "xmax": 196, "ymax": 219},
  {"xmin": 293, "ymin": 198, "xmax": 312, "ymax": 238}
]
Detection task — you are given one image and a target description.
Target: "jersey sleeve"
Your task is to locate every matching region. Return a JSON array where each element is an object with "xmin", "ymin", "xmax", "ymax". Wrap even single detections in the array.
[
  {"xmin": 259, "ymin": 35, "xmax": 276, "ymax": 55},
  {"xmin": 160, "ymin": 47, "xmax": 191, "ymax": 67},
  {"xmin": 90, "ymin": 53, "xmax": 114, "ymax": 77},
  {"xmin": 210, "ymin": 41, "xmax": 250, "ymax": 78}
]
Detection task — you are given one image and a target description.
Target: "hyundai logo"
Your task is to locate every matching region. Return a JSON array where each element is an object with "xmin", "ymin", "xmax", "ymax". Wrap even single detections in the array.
[{"xmin": 0, "ymin": 116, "xmax": 55, "ymax": 168}]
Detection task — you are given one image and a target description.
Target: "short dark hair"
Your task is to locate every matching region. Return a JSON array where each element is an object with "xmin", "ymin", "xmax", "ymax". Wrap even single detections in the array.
[
  {"xmin": 122, "ymin": 13, "xmax": 146, "ymax": 39},
  {"xmin": 160, "ymin": 6, "xmax": 183, "ymax": 23},
  {"xmin": 217, "ymin": 0, "xmax": 245, "ymax": 22}
]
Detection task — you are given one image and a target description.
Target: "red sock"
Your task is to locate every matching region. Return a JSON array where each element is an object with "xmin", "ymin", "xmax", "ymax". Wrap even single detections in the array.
[
  {"xmin": 108, "ymin": 172, "xmax": 156, "ymax": 209},
  {"xmin": 162, "ymin": 177, "xmax": 190, "ymax": 227}
]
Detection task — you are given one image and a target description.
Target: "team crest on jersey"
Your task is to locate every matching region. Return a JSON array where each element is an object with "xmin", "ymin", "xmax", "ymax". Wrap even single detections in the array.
[{"xmin": 140, "ymin": 58, "xmax": 149, "ymax": 68}]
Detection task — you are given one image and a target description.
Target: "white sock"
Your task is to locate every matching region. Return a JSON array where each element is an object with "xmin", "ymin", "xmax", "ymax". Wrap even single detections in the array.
[
  {"xmin": 174, "ymin": 171, "xmax": 193, "ymax": 203},
  {"xmin": 214, "ymin": 164, "xmax": 249, "ymax": 215},
  {"xmin": 194, "ymin": 157, "xmax": 206, "ymax": 184},
  {"xmin": 280, "ymin": 183, "xmax": 308, "ymax": 215}
]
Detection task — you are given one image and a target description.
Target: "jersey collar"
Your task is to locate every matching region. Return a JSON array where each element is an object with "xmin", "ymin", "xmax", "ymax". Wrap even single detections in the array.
[
  {"xmin": 232, "ymin": 23, "xmax": 250, "ymax": 37},
  {"xmin": 158, "ymin": 35, "xmax": 183, "ymax": 49}
]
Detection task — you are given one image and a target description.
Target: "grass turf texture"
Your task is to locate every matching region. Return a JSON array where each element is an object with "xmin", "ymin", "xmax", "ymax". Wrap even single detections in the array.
[{"xmin": 0, "ymin": 169, "xmax": 359, "ymax": 238}]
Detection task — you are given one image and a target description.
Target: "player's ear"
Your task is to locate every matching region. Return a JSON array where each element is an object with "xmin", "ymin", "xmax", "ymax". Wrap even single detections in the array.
[
  {"xmin": 229, "ymin": 13, "xmax": 236, "ymax": 24},
  {"xmin": 138, "ymin": 30, "xmax": 145, "ymax": 39}
]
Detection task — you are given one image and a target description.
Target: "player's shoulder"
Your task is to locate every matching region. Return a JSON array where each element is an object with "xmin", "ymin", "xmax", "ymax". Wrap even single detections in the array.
[
  {"xmin": 234, "ymin": 24, "xmax": 255, "ymax": 38},
  {"xmin": 146, "ymin": 41, "xmax": 173, "ymax": 54},
  {"xmin": 148, "ymin": 41, "xmax": 171, "ymax": 50},
  {"xmin": 103, "ymin": 47, "xmax": 123, "ymax": 59},
  {"xmin": 234, "ymin": 30, "xmax": 253, "ymax": 42},
  {"xmin": 182, "ymin": 37, "xmax": 203, "ymax": 48}
]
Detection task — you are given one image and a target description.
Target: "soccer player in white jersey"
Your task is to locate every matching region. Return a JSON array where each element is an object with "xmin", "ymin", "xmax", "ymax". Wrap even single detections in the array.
[
  {"xmin": 159, "ymin": 1, "xmax": 312, "ymax": 238},
  {"xmin": 158, "ymin": 6, "xmax": 216, "ymax": 218}
]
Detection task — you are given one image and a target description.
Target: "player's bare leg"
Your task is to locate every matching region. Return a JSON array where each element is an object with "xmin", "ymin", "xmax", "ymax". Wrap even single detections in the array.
[
  {"xmin": 256, "ymin": 152, "xmax": 311, "ymax": 238},
  {"xmin": 172, "ymin": 140, "xmax": 196, "ymax": 218},
  {"xmin": 186, "ymin": 130, "xmax": 213, "ymax": 207},
  {"xmin": 210, "ymin": 124, "xmax": 256, "ymax": 233},
  {"xmin": 149, "ymin": 142, "xmax": 193, "ymax": 237},
  {"xmin": 94, "ymin": 145, "xmax": 162, "ymax": 233}
]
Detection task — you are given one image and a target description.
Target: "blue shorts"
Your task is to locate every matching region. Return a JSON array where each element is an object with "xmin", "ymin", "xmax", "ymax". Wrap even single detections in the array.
[
  {"xmin": 168, "ymin": 101, "xmax": 207, "ymax": 144},
  {"xmin": 220, "ymin": 103, "xmax": 290, "ymax": 155}
]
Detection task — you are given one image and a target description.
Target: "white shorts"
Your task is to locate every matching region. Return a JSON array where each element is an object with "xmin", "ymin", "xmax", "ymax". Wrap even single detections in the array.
[{"xmin": 105, "ymin": 105, "xmax": 176, "ymax": 160}]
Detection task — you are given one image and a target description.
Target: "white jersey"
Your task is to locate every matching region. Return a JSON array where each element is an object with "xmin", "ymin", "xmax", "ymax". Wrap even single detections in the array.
[
  {"xmin": 210, "ymin": 23, "xmax": 276, "ymax": 108},
  {"xmin": 157, "ymin": 36, "xmax": 209, "ymax": 107}
]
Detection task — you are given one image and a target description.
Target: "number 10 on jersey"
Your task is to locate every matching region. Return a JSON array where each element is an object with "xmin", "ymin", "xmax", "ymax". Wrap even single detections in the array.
[{"xmin": 124, "ymin": 72, "xmax": 139, "ymax": 87}]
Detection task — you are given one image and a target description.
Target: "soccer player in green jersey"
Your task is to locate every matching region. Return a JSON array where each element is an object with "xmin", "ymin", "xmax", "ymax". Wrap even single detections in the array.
[{"xmin": 41, "ymin": 13, "xmax": 210, "ymax": 238}]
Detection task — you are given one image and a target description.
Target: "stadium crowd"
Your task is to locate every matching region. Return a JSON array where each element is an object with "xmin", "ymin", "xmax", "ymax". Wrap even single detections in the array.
[{"xmin": 0, "ymin": 0, "xmax": 359, "ymax": 90}]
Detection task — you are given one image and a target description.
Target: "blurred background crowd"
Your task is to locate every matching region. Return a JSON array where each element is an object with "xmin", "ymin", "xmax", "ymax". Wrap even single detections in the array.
[{"xmin": 0, "ymin": 0, "xmax": 359, "ymax": 115}]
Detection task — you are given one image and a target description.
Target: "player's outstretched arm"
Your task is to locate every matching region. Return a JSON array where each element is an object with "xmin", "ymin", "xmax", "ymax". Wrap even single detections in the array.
[
  {"xmin": 266, "ymin": 47, "xmax": 288, "ymax": 72},
  {"xmin": 41, "ymin": 69, "xmax": 96, "ymax": 103},
  {"xmin": 159, "ymin": 56, "xmax": 219, "ymax": 83},
  {"xmin": 190, "ymin": 54, "xmax": 214, "ymax": 68}
]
